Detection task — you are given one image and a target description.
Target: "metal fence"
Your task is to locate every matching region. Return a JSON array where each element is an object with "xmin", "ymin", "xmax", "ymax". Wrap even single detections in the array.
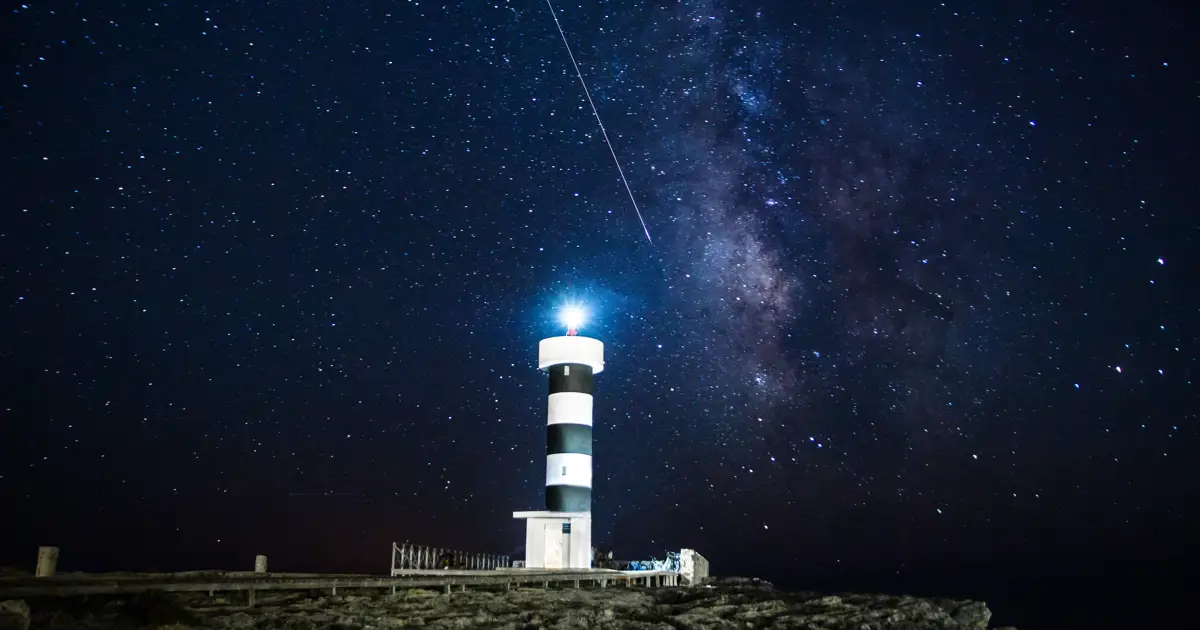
[{"xmin": 390, "ymin": 542, "xmax": 510, "ymax": 574}]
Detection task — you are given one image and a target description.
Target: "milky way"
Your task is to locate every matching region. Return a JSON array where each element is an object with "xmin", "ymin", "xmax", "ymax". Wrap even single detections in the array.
[{"xmin": 587, "ymin": 2, "xmax": 1027, "ymax": 438}]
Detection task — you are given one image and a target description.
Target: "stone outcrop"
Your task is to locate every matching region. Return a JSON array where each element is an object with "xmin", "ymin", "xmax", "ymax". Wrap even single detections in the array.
[
  {"xmin": 18, "ymin": 576, "xmax": 1011, "ymax": 629},
  {"xmin": 0, "ymin": 600, "xmax": 30, "ymax": 630}
]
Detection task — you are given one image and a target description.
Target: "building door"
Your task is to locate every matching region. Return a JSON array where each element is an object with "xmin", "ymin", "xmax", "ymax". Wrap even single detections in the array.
[{"xmin": 543, "ymin": 522, "xmax": 564, "ymax": 568}]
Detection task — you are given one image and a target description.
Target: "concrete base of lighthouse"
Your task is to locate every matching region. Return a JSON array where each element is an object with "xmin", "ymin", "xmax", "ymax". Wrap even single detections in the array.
[{"xmin": 513, "ymin": 511, "xmax": 592, "ymax": 569}]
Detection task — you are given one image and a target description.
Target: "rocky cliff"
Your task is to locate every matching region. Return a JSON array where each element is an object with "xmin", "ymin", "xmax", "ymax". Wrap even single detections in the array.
[{"xmin": 4, "ymin": 577, "xmax": 1013, "ymax": 630}]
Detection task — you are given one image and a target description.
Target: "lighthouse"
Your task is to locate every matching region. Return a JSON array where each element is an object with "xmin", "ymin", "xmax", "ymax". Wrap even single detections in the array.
[{"xmin": 513, "ymin": 306, "xmax": 603, "ymax": 569}]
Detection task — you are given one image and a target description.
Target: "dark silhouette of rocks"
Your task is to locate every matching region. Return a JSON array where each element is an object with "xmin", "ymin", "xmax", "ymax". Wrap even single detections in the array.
[{"xmin": 4, "ymin": 576, "xmax": 1015, "ymax": 629}]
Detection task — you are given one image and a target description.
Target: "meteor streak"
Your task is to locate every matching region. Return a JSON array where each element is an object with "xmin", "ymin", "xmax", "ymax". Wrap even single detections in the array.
[{"xmin": 544, "ymin": 0, "xmax": 653, "ymax": 244}]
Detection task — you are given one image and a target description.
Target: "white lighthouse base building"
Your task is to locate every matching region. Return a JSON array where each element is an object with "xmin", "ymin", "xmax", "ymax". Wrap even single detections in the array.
[{"xmin": 513, "ymin": 511, "xmax": 592, "ymax": 569}]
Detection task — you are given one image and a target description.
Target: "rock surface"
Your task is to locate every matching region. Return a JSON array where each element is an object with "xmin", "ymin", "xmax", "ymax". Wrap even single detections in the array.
[
  {"xmin": 21, "ymin": 577, "xmax": 1012, "ymax": 629},
  {"xmin": 0, "ymin": 600, "xmax": 31, "ymax": 630}
]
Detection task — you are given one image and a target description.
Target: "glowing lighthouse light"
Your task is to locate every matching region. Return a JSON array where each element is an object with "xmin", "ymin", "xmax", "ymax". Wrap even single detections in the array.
[{"xmin": 560, "ymin": 305, "xmax": 586, "ymax": 336}]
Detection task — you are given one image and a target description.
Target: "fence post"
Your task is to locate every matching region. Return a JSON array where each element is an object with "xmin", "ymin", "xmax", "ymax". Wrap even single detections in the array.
[
  {"xmin": 35, "ymin": 546, "xmax": 59, "ymax": 578},
  {"xmin": 390, "ymin": 543, "xmax": 397, "ymax": 576}
]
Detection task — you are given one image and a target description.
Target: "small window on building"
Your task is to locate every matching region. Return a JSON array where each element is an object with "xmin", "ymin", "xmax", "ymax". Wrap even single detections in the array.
[
  {"xmin": 562, "ymin": 466, "xmax": 567, "ymax": 476},
  {"xmin": 563, "ymin": 522, "xmax": 571, "ymax": 533},
  {"xmin": 563, "ymin": 365, "xmax": 570, "ymax": 376}
]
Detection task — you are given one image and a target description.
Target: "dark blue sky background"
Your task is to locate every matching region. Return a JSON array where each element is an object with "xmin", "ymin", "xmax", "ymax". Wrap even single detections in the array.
[{"xmin": 2, "ymin": 1, "xmax": 1196, "ymax": 627}]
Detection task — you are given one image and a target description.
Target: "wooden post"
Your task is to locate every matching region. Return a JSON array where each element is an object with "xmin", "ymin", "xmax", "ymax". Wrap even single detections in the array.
[
  {"xmin": 444, "ymin": 584, "xmax": 451, "ymax": 595},
  {"xmin": 254, "ymin": 555, "xmax": 268, "ymax": 573},
  {"xmin": 390, "ymin": 543, "xmax": 397, "ymax": 575},
  {"xmin": 248, "ymin": 589, "xmax": 256, "ymax": 607},
  {"xmin": 574, "ymin": 580, "xmax": 579, "ymax": 589}
]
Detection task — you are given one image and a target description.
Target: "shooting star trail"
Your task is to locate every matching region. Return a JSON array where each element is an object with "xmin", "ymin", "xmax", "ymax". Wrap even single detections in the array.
[{"xmin": 545, "ymin": 0, "xmax": 653, "ymax": 244}]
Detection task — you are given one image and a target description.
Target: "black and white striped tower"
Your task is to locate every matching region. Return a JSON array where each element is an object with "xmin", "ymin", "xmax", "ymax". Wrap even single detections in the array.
[
  {"xmin": 513, "ymin": 305, "xmax": 602, "ymax": 569},
  {"xmin": 539, "ymin": 306, "xmax": 603, "ymax": 513}
]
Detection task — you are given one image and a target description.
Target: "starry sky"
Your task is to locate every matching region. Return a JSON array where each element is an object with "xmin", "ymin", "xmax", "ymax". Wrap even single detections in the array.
[{"xmin": 2, "ymin": 0, "xmax": 1196, "ymax": 626}]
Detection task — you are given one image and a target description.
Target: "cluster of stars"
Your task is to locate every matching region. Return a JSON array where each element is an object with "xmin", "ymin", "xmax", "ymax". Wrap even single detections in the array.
[{"xmin": 0, "ymin": 2, "xmax": 1193, "ymax": 609}]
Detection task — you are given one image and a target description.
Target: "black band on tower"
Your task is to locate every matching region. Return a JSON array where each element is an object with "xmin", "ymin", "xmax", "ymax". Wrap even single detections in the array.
[
  {"xmin": 548, "ymin": 363, "xmax": 594, "ymax": 395},
  {"xmin": 546, "ymin": 485, "xmax": 592, "ymax": 512},
  {"xmin": 547, "ymin": 423, "xmax": 592, "ymax": 456}
]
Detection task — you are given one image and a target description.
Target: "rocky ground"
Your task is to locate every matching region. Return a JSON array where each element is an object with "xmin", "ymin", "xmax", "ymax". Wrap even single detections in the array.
[{"xmin": 1, "ymin": 577, "xmax": 1015, "ymax": 630}]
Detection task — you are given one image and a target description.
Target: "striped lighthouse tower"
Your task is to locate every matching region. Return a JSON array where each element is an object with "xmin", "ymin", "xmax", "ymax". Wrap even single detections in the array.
[
  {"xmin": 514, "ymin": 306, "xmax": 602, "ymax": 569},
  {"xmin": 541, "ymin": 332, "xmax": 602, "ymax": 512}
]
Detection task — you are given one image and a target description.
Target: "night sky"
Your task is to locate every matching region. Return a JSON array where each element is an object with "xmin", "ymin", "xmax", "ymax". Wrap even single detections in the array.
[{"xmin": 3, "ymin": 1, "xmax": 1196, "ymax": 627}]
